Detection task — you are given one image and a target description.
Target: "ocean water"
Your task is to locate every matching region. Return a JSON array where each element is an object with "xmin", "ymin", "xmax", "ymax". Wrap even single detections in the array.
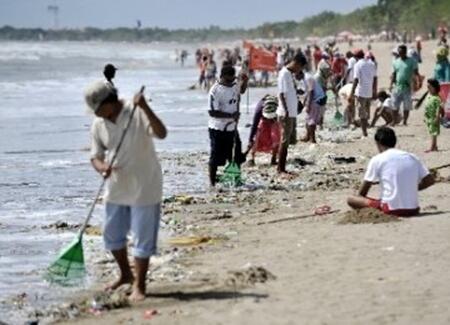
[{"xmin": 0, "ymin": 41, "xmax": 271, "ymax": 323}]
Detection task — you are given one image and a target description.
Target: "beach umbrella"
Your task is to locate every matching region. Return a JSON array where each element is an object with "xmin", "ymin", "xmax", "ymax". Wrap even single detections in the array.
[{"xmin": 46, "ymin": 86, "xmax": 145, "ymax": 283}]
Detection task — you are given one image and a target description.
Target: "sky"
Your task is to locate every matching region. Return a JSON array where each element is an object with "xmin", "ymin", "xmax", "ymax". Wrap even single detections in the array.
[{"xmin": 0, "ymin": 0, "xmax": 377, "ymax": 30}]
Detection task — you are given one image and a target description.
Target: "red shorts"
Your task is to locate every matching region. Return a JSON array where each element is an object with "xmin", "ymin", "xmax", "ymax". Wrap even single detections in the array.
[{"xmin": 367, "ymin": 198, "xmax": 420, "ymax": 217}]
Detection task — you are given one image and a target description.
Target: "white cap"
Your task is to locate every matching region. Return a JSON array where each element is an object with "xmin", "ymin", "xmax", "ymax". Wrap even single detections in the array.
[{"xmin": 84, "ymin": 80, "xmax": 116, "ymax": 112}]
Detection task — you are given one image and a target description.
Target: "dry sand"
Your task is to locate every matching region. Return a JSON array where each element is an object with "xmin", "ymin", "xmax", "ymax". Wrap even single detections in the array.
[{"xmin": 52, "ymin": 41, "xmax": 450, "ymax": 325}]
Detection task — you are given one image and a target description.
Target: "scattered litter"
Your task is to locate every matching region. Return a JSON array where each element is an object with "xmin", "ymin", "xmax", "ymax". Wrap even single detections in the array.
[
  {"xmin": 332, "ymin": 156, "xmax": 356, "ymax": 164},
  {"xmin": 143, "ymin": 309, "xmax": 158, "ymax": 320},
  {"xmin": 225, "ymin": 266, "xmax": 276, "ymax": 287},
  {"xmin": 164, "ymin": 195, "xmax": 194, "ymax": 205}
]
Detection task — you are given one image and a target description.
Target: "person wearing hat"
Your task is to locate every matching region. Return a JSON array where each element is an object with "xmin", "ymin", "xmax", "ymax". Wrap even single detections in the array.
[
  {"xmin": 103, "ymin": 63, "xmax": 118, "ymax": 86},
  {"xmin": 85, "ymin": 80, "xmax": 167, "ymax": 302},
  {"xmin": 434, "ymin": 46, "xmax": 450, "ymax": 83},
  {"xmin": 390, "ymin": 44, "xmax": 420, "ymax": 126},
  {"xmin": 247, "ymin": 95, "xmax": 281, "ymax": 166}
]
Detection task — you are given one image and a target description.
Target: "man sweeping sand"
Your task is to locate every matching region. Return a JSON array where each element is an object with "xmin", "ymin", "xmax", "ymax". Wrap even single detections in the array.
[{"xmin": 85, "ymin": 81, "xmax": 167, "ymax": 301}]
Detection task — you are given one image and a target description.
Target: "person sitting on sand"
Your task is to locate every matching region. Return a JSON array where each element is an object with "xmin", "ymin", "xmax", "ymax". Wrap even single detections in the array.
[
  {"xmin": 85, "ymin": 80, "xmax": 167, "ymax": 301},
  {"xmin": 208, "ymin": 65, "xmax": 248, "ymax": 186},
  {"xmin": 247, "ymin": 95, "xmax": 280, "ymax": 166},
  {"xmin": 424, "ymin": 79, "xmax": 443, "ymax": 152},
  {"xmin": 347, "ymin": 127, "xmax": 434, "ymax": 217},
  {"xmin": 370, "ymin": 91, "xmax": 394, "ymax": 127}
]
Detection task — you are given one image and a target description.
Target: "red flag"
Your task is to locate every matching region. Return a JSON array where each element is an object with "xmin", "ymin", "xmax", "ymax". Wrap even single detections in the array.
[{"xmin": 249, "ymin": 46, "xmax": 277, "ymax": 71}]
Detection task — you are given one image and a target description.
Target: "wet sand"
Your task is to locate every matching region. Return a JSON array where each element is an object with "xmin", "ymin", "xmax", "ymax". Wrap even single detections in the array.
[{"xmin": 20, "ymin": 40, "xmax": 450, "ymax": 324}]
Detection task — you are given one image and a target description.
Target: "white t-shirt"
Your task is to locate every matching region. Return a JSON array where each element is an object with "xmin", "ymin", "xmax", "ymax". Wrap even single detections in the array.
[
  {"xmin": 353, "ymin": 58, "xmax": 377, "ymax": 98},
  {"xmin": 364, "ymin": 148, "xmax": 429, "ymax": 210},
  {"xmin": 277, "ymin": 67, "xmax": 298, "ymax": 118},
  {"xmin": 90, "ymin": 102, "xmax": 163, "ymax": 206},
  {"xmin": 381, "ymin": 98, "xmax": 393, "ymax": 109},
  {"xmin": 208, "ymin": 82, "xmax": 240, "ymax": 131},
  {"xmin": 346, "ymin": 57, "xmax": 357, "ymax": 83},
  {"xmin": 338, "ymin": 83, "xmax": 353, "ymax": 101}
]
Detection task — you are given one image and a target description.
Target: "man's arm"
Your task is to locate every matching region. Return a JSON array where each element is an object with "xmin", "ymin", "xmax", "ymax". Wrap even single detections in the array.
[
  {"xmin": 418, "ymin": 174, "xmax": 435, "ymax": 191},
  {"xmin": 349, "ymin": 78, "xmax": 359, "ymax": 100},
  {"xmin": 389, "ymin": 71, "xmax": 396, "ymax": 92},
  {"xmin": 372, "ymin": 76, "xmax": 378, "ymax": 99},
  {"xmin": 135, "ymin": 94, "xmax": 167, "ymax": 139},
  {"xmin": 90, "ymin": 157, "xmax": 118, "ymax": 179},
  {"xmin": 279, "ymin": 92, "xmax": 289, "ymax": 115},
  {"xmin": 358, "ymin": 180, "xmax": 373, "ymax": 197},
  {"xmin": 239, "ymin": 74, "xmax": 249, "ymax": 94}
]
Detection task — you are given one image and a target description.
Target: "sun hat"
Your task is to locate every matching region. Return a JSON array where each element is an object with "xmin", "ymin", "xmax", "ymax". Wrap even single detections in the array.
[
  {"xmin": 84, "ymin": 80, "xmax": 117, "ymax": 112},
  {"xmin": 262, "ymin": 95, "xmax": 278, "ymax": 119}
]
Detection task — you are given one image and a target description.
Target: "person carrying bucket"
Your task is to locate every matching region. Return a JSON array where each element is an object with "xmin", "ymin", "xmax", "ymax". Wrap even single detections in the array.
[{"xmin": 85, "ymin": 80, "xmax": 167, "ymax": 302}]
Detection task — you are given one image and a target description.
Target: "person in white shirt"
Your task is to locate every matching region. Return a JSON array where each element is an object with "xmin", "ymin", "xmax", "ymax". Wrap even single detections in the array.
[
  {"xmin": 349, "ymin": 49, "xmax": 377, "ymax": 137},
  {"xmin": 344, "ymin": 51, "xmax": 357, "ymax": 84},
  {"xmin": 86, "ymin": 80, "xmax": 167, "ymax": 302},
  {"xmin": 208, "ymin": 65, "xmax": 248, "ymax": 186},
  {"xmin": 277, "ymin": 53, "xmax": 307, "ymax": 173},
  {"xmin": 347, "ymin": 127, "xmax": 434, "ymax": 216}
]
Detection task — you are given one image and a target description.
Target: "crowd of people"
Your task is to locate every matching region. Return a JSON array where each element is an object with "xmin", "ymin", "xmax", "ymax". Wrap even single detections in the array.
[
  {"xmin": 80, "ymin": 28, "xmax": 449, "ymax": 302},
  {"xmin": 205, "ymin": 29, "xmax": 450, "ymax": 217}
]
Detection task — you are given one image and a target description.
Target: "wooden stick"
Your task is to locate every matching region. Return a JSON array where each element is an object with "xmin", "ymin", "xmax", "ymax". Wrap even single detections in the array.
[{"xmin": 257, "ymin": 209, "xmax": 340, "ymax": 225}]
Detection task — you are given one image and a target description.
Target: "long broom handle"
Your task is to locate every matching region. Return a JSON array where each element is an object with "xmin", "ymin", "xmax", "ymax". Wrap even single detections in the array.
[{"xmin": 79, "ymin": 85, "xmax": 145, "ymax": 237}]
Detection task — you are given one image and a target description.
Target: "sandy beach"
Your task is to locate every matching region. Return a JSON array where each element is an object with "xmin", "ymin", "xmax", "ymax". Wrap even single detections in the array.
[{"xmin": 10, "ymin": 40, "xmax": 450, "ymax": 325}]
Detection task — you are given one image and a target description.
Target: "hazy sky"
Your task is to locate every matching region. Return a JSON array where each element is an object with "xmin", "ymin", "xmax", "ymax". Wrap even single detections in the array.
[{"xmin": 0, "ymin": 0, "xmax": 377, "ymax": 29}]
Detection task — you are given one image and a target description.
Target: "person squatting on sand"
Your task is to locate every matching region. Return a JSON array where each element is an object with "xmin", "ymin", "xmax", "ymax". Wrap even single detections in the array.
[
  {"xmin": 276, "ymin": 53, "xmax": 307, "ymax": 173},
  {"xmin": 208, "ymin": 65, "xmax": 248, "ymax": 187},
  {"xmin": 347, "ymin": 127, "xmax": 434, "ymax": 217},
  {"xmin": 370, "ymin": 90, "xmax": 394, "ymax": 127},
  {"xmin": 85, "ymin": 80, "xmax": 167, "ymax": 302},
  {"xmin": 247, "ymin": 95, "xmax": 281, "ymax": 166}
]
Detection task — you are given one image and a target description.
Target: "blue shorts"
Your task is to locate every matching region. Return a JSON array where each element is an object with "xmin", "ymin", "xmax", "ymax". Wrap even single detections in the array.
[
  {"xmin": 104, "ymin": 202, "xmax": 161, "ymax": 258},
  {"xmin": 393, "ymin": 90, "xmax": 412, "ymax": 112}
]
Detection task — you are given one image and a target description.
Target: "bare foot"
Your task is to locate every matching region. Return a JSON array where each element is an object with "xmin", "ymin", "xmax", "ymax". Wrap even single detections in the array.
[
  {"xmin": 129, "ymin": 286, "xmax": 146, "ymax": 302},
  {"xmin": 105, "ymin": 275, "xmax": 134, "ymax": 292}
]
